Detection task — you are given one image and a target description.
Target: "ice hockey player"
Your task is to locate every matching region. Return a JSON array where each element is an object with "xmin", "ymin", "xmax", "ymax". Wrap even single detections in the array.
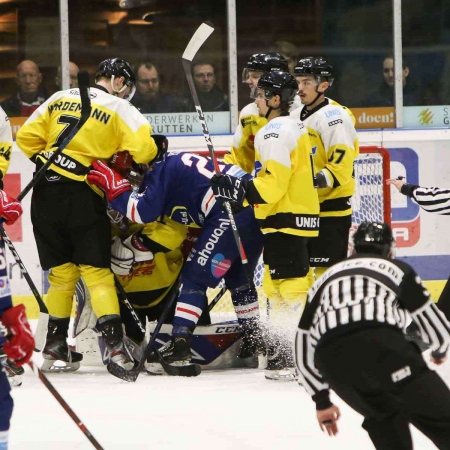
[
  {"xmin": 0, "ymin": 104, "xmax": 35, "ymax": 448},
  {"xmin": 291, "ymin": 56, "xmax": 359, "ymax": 286},
  {"xmin": 224, "ymin": 52, "xmax": 290, "ymax": 173},
  {"xmin": 15, "ymin": 57, "xmax": 157, "ymax": 374},
  {"xmin": 296, "ymin": 221, "xmax": 450, "ymax": 449},
  {"xmin": 87, "ymin": 149, "xmax": 265, "ymax": 372},
  {"xmin": 211, "ymin": 71, "xmax": 320, "ymax": 380}
]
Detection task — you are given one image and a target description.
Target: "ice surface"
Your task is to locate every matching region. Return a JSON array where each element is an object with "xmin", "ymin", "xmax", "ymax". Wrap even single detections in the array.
[{"xmin": 8, "ymin": 322, "xmax": 442, "ymax": 450}]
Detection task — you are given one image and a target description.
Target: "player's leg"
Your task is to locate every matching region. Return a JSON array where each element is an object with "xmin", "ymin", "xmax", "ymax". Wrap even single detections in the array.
[
  {"xmin": 71, "ymin": 183, "xmax": 134, "ymax": 370},
  {"xmin": 309, "ymin": 215, "xmax": 352, "ymax": 281},
  {"xmin": 396, "ymin": 370, "xmax": 450, "ymax": 449},
  {"xmin": 30, "ymin": 184, "xmax": 84, "ymax": 371},
  {"xmin": 224, "ymin": 207, "xmax": 265, "ymax": 358},
  {"xmin": 263, "ymin": 233, "xmax": 311, "ymax": 380},
  {"xmin": 0, "ymin": 369, "xmax": 13, "ymax": 449}
]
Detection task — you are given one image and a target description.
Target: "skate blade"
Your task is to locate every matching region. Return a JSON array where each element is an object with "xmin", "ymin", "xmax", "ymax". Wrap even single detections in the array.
[
  {"xmin": 265, "ymin": 368, "xmax": 297, "ymax": 382},
  {"xmin": 145, "ymin": 362, "xmax": 165, "ymax": 376},
  {"xmin": 7, "ymin": 375, "xmax": 23, "ymax": 387},
  {"xmin": 41, "ymin": 359, "xmax": 81, "ymax": 373}
]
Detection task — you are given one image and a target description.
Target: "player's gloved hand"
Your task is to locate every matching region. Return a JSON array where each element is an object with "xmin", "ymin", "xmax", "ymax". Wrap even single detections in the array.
[
  {"xmin": 1, "ymin": 304, "xmax": 35, "ymax": 366},
  {"xmin": 87, "ymin": 160, "xmax": 132, "ymax": 202},
  {"xmin": 210, "ymin": 174, "xmax": 247, "ymax": 206},
  {"xmin": 0, "ymin": 190, "xmax": 23, "ymax": 225}
]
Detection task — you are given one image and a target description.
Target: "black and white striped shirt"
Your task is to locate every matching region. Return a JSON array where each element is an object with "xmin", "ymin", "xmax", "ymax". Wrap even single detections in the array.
[
  {"xmin": 401, "ymin": 184, "xmax": 450, "ymax": 215},
  {"xmin": 295, "ymin": 253, "xmax": 450, "ymax": 402}
]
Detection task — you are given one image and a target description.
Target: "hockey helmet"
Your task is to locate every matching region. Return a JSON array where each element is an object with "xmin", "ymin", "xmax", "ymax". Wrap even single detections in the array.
[
  {"xmin": 255, "ymin": 71, "xmax": 298, "ymax": 105},
  {"xmin": 353, "ymin": 222, "xmax": 395, "ymax": 257},
  {"xmin": 242, "ymin": 53, "xmax": 289, "ymax": 83},
  {"xmin": 294, "ymin": 56, "xmax": 334, "ymax": 85},
  {"xmin": 96, "ymin": 58, "xmax": 136, "ymax": 96}
]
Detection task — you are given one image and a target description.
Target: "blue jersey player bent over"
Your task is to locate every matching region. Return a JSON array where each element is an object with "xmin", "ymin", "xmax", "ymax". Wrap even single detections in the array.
[{"xmin": 88, "ymin": 151, "xmax": 264, "ymax": 368}]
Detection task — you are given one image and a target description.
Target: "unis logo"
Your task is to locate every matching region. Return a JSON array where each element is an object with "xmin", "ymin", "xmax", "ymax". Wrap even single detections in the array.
[
  {"xmin": 211, "ymin": 253, "xmax": 231, "ymax": 278},
  {"xmin": 418, "ymin": 108, "xmax": 434, "ymax": 125}
]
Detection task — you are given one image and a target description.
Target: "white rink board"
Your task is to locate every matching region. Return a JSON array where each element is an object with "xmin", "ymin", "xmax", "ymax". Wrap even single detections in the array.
[{"xmin": 7, "ymin": 127, "xmax": 450, "ymax": 296}]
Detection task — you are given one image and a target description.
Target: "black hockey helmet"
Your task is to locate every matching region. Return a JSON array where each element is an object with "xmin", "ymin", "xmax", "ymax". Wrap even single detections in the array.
[
  {"xmin": 255, "ymin": 71, "xmax": 298, "ymax": 105},
  {"xmin": 353, "ymin": 222, "xmax": 395, "ymax": 257},
  {"xmin": 294, "ymin": 56, "xmax": 334, "ymax": 85},
  {"xmin": 95, "ymin": 58, "xmax": 136, "ymax": 95},
  {"xmin": 245, "ymin": 53, "xmax": 289, "ymax": 73}
]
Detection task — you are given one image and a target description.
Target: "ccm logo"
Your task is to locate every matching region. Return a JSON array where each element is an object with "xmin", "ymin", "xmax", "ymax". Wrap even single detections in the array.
[{"xmin": 216, "ymin": 326, "xmax": 240, "ymax": 333}]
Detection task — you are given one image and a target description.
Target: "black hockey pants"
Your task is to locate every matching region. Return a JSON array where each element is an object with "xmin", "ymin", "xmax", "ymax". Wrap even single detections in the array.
[{"xmin": 315, "ymin": 327, "xmax": 450, "ymax": 450}]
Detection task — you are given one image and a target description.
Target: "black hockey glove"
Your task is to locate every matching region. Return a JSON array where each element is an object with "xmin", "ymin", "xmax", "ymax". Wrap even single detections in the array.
[{"xmin": 210, "ymin": 174, "xmax": 247, "ymax": 206}]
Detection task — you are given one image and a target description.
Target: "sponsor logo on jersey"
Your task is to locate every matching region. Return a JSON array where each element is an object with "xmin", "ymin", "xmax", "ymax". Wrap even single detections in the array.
[
  {"xmin": 325, "ymin": 109, "xmax": 341, "ymax": 118},
  {"xmin": 41, "ymin": 151, "xmax": 88, "ymax": 175},
  {"xmin": 328, "ymin": 119, "xmax": 343, "ymax": 127},
  {"xmin": 0, "ymin": 276, "xmax": 11, "ymax": 298},
  {"xmin": 241, "ymin": 117, "xmax": 257, "ymax": 128},
  {"xmin": 311, "ymin": 145, "xmax": 317, "ymax": 155},
  {"xmin": 264, "ymin": 133, "xmax": 279, "ymax": 139},
  {"xmin": 391, "ymin": 365, "xmax": 411, "ymax": 382},
  {"xmin": 197, "ymin": 218, "xmax": 230, "ymax": 266},
  {"xmin": 253, "ymin": 160, "xmax": 263, "ymax": 177},
  {"xmin": 266, "ymin": 122, "xmax": 281, "ymax": 130},
  {"xmin": 295, "ymin": 216, "xmax": 319, "ymax": 229},
  {"xmin": 211, "ymin": 253, "xmax": 231, "ymax": 278}
]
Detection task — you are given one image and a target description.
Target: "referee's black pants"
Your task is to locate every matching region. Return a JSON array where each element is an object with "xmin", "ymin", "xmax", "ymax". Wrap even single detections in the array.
[{"xmin": 315, "ymin": 327, "xmax": 450, "ymax": 449}]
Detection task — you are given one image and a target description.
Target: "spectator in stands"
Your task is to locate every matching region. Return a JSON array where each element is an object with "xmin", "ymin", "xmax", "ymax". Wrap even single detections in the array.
[
  {"xmin": 55, "ymin": 61, "xmax": 80, "ymax": 90},
  {"xmin": 366, "ymin": 56, "xmax": 421, "ymax": 107},
  {"xmin": 0, "ymin": 60, "xmax": 46, "ymax": 117},
  {"xmin": 131, "ymin": 62, "xmax": 181, "ymax": 113},
  {"xmin": 180, "ymin": 61, "xmax": 229, "ymax": 112}
]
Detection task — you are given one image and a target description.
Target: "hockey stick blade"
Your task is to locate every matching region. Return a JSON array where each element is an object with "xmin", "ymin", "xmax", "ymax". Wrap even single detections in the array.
[
  {"xmin": 33, "ymin": 311, "xmax": 49, "ymax": 351},
  {"xmin": 182, "ymin": 22, "xmax": 214, "ymax": 62}
]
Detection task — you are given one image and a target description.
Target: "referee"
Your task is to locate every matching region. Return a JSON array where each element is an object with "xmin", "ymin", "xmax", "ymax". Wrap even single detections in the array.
[{"xmin": 295, "ymin": 221, "xmax": 450, "ymax": 449}]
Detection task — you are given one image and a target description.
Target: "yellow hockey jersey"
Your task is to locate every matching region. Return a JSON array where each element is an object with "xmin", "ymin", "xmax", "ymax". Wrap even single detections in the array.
[
  {"xmin": 0, "ymin": 107, "xmax": 12, "ymax": 179},
  {"xmin": 224, "ymin": 103, "xmax": 267, "ymax": 174},
  {"xmin": 290, "ymin": 98, "xmax": 359, "ymax": 217},
  {"xmin": 115, "ymin": 217, "xmax": 187, "ymax": 309},
  {"xmin": 16, "ymin": 86, "xmax": 157, "ymax": 182},
  {"xmin": 251, "ymin": 116, "xmax": 319, "ymax": 237}
]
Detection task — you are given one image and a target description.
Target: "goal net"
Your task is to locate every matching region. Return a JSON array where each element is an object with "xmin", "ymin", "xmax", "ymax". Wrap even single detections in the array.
[{"xmin": 192, "ymin": 146, "xmax": 391, "ymax": 319}]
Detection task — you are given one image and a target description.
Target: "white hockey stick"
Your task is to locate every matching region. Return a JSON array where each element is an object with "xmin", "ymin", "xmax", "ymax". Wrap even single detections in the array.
[{"xmin": 182, "ymin": 22, "xmax": 253, "ymax": 283}]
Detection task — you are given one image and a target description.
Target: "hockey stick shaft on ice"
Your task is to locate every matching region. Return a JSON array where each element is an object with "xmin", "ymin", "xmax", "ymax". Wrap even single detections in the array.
[
  {"xmin": 0, "ymin": 70, "xmax": 92, "ymax": 351},
  {"xmin": 28, "ymin": 360, "xmax": 104, "ymax": 449},
  {"xmin": 113, "ymin": 275, "xmax": 199, "ymax": 377},
  {"xmin": 182, "ymin": 22, "xmax": 254, "ymax": 284}
]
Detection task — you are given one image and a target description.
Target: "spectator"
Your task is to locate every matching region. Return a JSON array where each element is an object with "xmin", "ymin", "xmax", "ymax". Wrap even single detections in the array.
[
  {"xmin": 270, "ymin": 41, "xmax": 298, "ymax": 74},
  {"xmin": 131, "ymin": 62, "xmax": 181, "ymax": 113},
  {"xmin": 0, "ymin": 60, "xmax": 46, "ymax": 117},
  {"xmin": 55, "ymin": 61, "xmax": 80, "ymax": 90},
  {"xmin": 366, "ymin": 55, "xmax": 421, "ymax": 107},
  {"xmin": 181, "ymin": 61, "xmax": 229, "ymax": 112}
]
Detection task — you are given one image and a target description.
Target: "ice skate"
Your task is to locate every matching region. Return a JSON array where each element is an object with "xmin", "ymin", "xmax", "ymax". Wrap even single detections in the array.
[
  {"xmin": 41, "ymin": 338, "xmax": 83, "ymax": 372},
  {"xmin": 264, "ymin": 336, "xmax": 297, "ymax": 381},
  {"xmin": 237, "ymin": 321, "xmax": 266, "ymax": 359},
  {"xmin": 0, "ymin": 349, "xmax": 24, "ymax": 387}
]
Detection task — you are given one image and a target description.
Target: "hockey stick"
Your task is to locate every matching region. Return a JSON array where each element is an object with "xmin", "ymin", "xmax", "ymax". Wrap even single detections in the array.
[
  {"xmin": 0, "ymin": 230, "xmax": 48, "ymax": 351},
  {"xmin": 207, "ymin": 286, "xmax": 227, "ymax": 313},
  {"xmin": 16, "ymin": 70, "xmax": 91, "ymax": 202},
  {"xmin": 0, "ymin": 70, "xmax": 92, "ymax": 351},
  {"xmin": 108, "ymin": 276, "xmax": 200, "ymax": 382},
  {"xmin": 182, "ymin": 23, "xmax": 253, "ymax": 284},
  {"xmin": 28, "ymin": 359, "xmax": 104, "ymax": 449},
  {"xmin": 113, "ymin": 275, "xmax": 200, "ymax": 377}
]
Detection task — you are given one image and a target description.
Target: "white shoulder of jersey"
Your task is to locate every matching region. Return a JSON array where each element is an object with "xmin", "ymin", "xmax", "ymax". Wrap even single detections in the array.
[
  {"xmin": 238, "ymin": 102, "xmax": 259, "ymax": 120},
  {"xmin": 0, "ymin": 106, "xmax": 12, "ymax": 142}
]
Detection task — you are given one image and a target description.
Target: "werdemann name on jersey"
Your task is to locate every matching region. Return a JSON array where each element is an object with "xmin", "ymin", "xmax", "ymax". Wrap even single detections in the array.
[{"xmin": 197, "ymin": 218, "xmax": 230, "ymax": 266}]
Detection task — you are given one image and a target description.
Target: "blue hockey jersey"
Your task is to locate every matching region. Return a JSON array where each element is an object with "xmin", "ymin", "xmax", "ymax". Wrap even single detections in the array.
[{"xmin": 111, "ymin": 151, "xmax": 251, "ymax": 227}]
